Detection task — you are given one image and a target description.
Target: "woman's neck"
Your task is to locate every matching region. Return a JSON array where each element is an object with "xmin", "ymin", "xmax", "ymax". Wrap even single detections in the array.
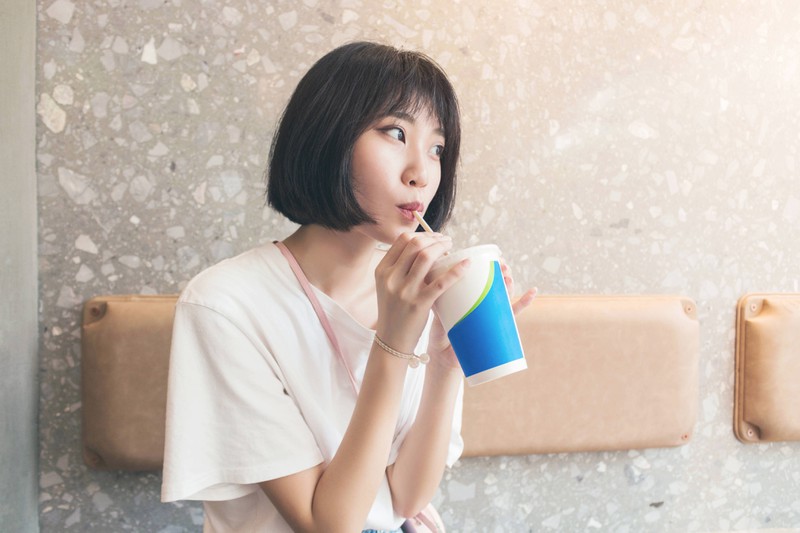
[{"xmin": 281, "ymin": 224, "xmax": 382, "ymax": 303}]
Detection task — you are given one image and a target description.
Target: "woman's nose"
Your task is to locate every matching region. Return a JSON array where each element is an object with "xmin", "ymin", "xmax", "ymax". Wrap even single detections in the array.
[{"xmin": 402, "ymin": 146, "xmax": 429, "ymax": 188}]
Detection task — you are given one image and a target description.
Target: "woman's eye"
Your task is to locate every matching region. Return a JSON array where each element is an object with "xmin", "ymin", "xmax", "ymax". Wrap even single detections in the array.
[
  {"xmin": 430, "ymin": 144, "xmax": 445, "ymax": 157},
  {"xmin": 384, "ymin": 127, "xmax": 405, "ymax": 142}
]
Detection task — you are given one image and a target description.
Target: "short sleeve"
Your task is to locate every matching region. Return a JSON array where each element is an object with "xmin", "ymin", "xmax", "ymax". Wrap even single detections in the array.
[{"xmin": 161, "ymin": 301, "xmax": 324, "ymax": 503}]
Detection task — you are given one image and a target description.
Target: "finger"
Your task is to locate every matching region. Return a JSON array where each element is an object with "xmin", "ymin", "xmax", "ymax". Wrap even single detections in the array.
[
  {"xmin": 421, "ymin": 258, "xmax": 470, "ymax": 302},
  {"xmin": 379, "ymin": 231, "xmax": 419, "ymax": 266},
  {"xmin": 404, "ymin": 238, "xmax": 454, "ymax": 285},
  {"xmin": 377, "ymin": 233, "xmax": 443, "ymax": 283},
  {"xmin": 392, "ymin": 233, "xmax": 451, "ymax": 277},
  {"xmin": 512, "ymin": 287, "xmax": 537, "ymax": 315},
  {"xmin": 501, "ymin": 261, "xmax": 515, "ymax": 298},
  {"xmin": 384, "ymin": 231, "xmax": 447, "ymax": 266}
]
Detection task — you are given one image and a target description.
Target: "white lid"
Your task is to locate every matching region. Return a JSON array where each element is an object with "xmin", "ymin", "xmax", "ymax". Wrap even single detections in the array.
[{"xmin": 430, "ymin": 244, "xmax": 501, "ymax": 276}]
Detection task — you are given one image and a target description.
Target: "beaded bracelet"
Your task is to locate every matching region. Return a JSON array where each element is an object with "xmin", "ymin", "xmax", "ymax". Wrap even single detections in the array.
[{"xmin": 374, "ymin": 334, "xmax": 430, "ymax": 368}]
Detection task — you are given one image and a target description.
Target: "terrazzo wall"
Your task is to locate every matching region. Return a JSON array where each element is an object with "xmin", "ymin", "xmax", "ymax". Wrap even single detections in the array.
[{"xmin": 36, "ymin": 1, "xmax": 800, "ymax": 531}]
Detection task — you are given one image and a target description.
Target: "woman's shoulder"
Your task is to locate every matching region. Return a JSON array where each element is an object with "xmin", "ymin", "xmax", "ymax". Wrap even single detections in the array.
[{"xmin": 178, "ymin": 242, "xmax": 291, "ymax": 311}]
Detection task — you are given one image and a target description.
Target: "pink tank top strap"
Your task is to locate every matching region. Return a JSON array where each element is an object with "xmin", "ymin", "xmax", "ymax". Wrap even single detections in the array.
[{"xmin": 274, "ymin": 240, "xmax": 359, "ymax": 394}]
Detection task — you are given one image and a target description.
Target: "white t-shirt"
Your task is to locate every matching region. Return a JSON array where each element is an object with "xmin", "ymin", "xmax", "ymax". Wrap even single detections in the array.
[{"xmin": 161, "ymin": 242, "xmax": 464, "ymax": 532}]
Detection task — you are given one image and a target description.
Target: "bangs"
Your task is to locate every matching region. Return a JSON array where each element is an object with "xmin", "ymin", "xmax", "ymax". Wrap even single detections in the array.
[{"xmin": 364, "ymin": 52, "xmax": 457, "ymax": 136}]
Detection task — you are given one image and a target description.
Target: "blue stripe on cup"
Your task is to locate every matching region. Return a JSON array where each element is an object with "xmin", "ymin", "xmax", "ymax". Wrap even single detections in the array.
[{"xmin": 447, "ymin": 260, "xmax": 525, "ymax": 378}]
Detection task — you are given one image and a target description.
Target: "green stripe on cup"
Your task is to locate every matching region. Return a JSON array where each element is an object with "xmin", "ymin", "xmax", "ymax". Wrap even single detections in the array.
[{"xmin": 454, "ymin": 261, "xmax": 495, "ymax": 327}]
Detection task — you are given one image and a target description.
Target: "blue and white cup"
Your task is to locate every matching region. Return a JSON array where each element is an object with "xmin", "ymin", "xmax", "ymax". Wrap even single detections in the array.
[{"xmin": 431, "ymin": 244, "xmax": 527, "ymax": 386}]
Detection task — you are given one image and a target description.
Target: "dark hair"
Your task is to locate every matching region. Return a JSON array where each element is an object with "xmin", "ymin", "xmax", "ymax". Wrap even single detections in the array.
[{"xmin": 267, "ymin": 41, "xmax": 460, "ymax": 232}]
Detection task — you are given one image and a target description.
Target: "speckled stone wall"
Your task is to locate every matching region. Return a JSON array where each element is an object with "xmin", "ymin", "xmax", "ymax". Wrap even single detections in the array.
[{"xmin": 36, "ymin": 1, "xmax": 800, "ymax": 531}]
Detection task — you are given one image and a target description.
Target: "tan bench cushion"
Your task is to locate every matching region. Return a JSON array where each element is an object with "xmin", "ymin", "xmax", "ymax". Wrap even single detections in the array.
[
  {"xmin": 81, "ymin": 295, "xmax": 177, "ymax": 470},
  {"xmin": 735, "ymin": 293, "xmax": 800, "ymax": 443},
  {"xmin": 81, "ymin": 293, "xmax": 698, "ymax": 470},
  {"xmin": 462, "ymin": 295, "xmax": 699, "ymax": 456}
]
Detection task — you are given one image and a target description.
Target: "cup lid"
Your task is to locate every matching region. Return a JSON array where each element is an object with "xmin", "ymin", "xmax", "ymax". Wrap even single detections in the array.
[{"xmin": 430, "ymin": 243, "xmax": 501, "ymax": 274}]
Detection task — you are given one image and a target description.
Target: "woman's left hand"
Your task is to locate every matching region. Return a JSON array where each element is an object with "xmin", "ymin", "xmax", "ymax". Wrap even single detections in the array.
[
  {"xmin": 501, "ymin": 260, "xmax": 537, "ymax": 315},
  {"xmin": 427, "ymin": 260, "xmax": 537, "ymax": 371}
]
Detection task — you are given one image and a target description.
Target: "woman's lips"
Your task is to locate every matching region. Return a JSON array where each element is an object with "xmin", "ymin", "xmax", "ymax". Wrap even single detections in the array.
[{"xmin": 397, "ymin": 202, "xmax": 424, "ymax": 221}]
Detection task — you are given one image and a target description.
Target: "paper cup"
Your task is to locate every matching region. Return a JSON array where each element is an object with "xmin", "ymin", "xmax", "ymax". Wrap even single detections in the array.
[{"xmin": 431, "ymin": 244, "xmax": 527, "ymax": 386}]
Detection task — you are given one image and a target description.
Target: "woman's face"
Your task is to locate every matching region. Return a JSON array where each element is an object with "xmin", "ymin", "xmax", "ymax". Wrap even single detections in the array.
[{"xmin": 350, "ymin": 108, "xmax": 445, "ymax": 244}]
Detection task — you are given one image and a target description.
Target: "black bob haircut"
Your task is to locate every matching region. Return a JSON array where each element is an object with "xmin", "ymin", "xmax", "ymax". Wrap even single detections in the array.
[{"xmin": 267, "ymin": 41, "xmax": 461, "ymax": 232}]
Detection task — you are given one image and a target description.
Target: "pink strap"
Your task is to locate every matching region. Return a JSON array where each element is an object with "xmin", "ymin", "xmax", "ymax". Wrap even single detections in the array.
[
  {"xmin": 416, "ymin": 514, "xmax": 440, "ymax": 531},
  {"xmin": 274, "ymin": 241, "xmax": 360, "ymax": 394}
]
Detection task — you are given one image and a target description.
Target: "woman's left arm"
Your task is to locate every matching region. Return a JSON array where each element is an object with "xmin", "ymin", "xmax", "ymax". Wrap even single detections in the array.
[
  {"xmin": 385, "ymin": 351, "xmax": 462, "ymax": 518},
  {"xmin": 388, "ymin": 261, "xmax": 536, "ymax": 517}
]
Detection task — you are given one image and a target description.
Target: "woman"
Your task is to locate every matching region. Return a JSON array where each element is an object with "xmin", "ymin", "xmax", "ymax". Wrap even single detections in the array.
[{"xmin": 161, "ymin": 41, "xmax": 534, "ymax": 533}]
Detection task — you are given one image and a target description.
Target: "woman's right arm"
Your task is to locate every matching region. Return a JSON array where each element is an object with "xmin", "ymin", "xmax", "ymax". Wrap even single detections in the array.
[
  {"xmin": 259, "ymin": 340, "xmax": 408, "ymax": 532},
  {"xmin": 258, "ymin": 232, "xmax": 465, "ymax": 532}
]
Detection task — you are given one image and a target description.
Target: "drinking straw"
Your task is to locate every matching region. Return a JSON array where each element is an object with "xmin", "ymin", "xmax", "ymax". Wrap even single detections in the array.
[{"xmin": 413, "ymin": 211, "xmax": 434, "ymax": 233}]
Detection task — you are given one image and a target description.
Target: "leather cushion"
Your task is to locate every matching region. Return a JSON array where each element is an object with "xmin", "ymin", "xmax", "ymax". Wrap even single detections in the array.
[
  {"xmin": 461, "ymin": 295, "xmax": 699, "ymax": 456},
  {"xmin": 80, "ymin": 293, "xmax": 699, "ymax": 470},
  {"xmin": 81, "ymin": 295, "xmax": 177, "ymax": 470},
  {"xmin": 735, "ymin": 293, "xmax": 800, "ymax": 443}
]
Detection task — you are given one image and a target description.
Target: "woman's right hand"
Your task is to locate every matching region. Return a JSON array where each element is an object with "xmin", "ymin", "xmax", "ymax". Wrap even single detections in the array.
[{"xmin": 373, "ymin": 232, "xmax": 468, "ymax": 353}]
